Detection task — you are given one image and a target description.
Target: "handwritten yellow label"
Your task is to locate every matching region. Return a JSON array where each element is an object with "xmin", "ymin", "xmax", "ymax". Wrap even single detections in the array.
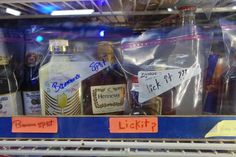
[{"xmin": 205, "ymin": 120, "xmax": 236, "ymax": 138}]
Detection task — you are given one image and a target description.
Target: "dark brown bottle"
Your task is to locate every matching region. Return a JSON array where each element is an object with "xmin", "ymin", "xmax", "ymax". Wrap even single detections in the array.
[
  {"xmin": 82, "ymin": 41, "xmax": 126, "ymax": 115},
  {"xmin": 22, "ymin": 53, "xmax": 41, "ymax": 115}
]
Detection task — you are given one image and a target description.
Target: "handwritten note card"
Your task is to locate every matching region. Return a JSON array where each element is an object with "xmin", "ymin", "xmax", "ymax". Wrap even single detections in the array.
[
  {"xmin": 12, "ymin": 117, "xmax": 58, "ymax": 133},
  {"xmin": 138, "ymin": 64, "xmax": 201, "ymax": 103},
  {"xmin": 109, "ymin": 117, "xmax": 158, "ymax": 133}
]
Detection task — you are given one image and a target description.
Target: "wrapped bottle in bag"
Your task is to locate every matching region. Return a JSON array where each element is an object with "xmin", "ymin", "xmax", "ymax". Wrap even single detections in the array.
[
  {"xmin": 115, "ymin": 25, "xmax": 212, "ymax": 115},
  {"xmin": 39, "ymin": 39, "xmax": 82, "ymax": 115},
  {"xmin": 82, "ymin": 41, "xmax": 127, "ymax": 115},
  {"xmin": 0, "ymin": 56, "xmax": 22, "ymax": 115},
  {"xmin": 22, "ymin": 52, "xmax": 41, "ymax": 115}
]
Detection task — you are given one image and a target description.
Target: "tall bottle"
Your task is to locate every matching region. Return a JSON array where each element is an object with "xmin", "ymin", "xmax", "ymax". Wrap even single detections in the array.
[
  {"xmin": 39, "ymin": 39, "xmax": 82, "ymax": 115},
  {"xmin": 219, "ymin": 39, "xmax": 236, "ymax": 114},
  {"xmin": 82, "ymin": 41, "xmax": 126, "ymax": 115},
  {"xmin": 168, "ymin": 5, "xmax": 203, "ymax": 115},
  {"xmin": 22, "ymin": 53, "xmax": 41, "ymax": 115},
  {"xmin": 0, "ymin": 56, "xmax": 22, "ymax": 115}
]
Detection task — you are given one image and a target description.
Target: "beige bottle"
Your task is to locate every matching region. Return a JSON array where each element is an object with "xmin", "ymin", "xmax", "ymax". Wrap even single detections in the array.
[{"xmin": 39, "ymin": 39, "xmax": 82, "ymax": 115}]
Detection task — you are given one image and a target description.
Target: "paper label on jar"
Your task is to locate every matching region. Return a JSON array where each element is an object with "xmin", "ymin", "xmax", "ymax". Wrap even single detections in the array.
[
  {"xmin": 138, "ymin": 64, "xmax": 201, "ymax": 103},
  {"xmin": 0, "ymin": 92, "xmax": 19, "ymax": 115},
  {"xmin": 91, "ymin": 84, "xmax": 126, "ymax": 114},
  {"xmin": 23, "ymin": 91, "xmax": 41, "ymax": 115}
]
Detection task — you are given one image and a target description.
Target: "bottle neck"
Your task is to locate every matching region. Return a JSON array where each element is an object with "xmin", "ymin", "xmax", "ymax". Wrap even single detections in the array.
[
  {"xmin": 98, "ymin": 53, "xmax": 115, "ymax": 64},
  {"xmin": 179, "ymin": 7, "xmax": 196, "ymax": 26}
]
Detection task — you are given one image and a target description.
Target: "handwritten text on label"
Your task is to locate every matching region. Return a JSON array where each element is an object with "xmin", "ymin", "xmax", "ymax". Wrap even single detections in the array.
[
  {"xmin": 109, "ymin": 117, "xmax": 158, "ymax": 133},
  {"xmin": 51, "ymin": 74, "xmax": 80, "ymax": 93},
  {"xmin": 89, "ymin": 59, "xmax": 107, "ymax": 71},
  {"xmin": 138, "ymin": 64, "xmax": 201, "ymax": 103},
  {"xmin": 12, "ymin": 117, "xmax": 58, "ymax": 133}
]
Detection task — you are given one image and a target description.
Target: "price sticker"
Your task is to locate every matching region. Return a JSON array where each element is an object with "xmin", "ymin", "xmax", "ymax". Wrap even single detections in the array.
[
  {"xmin": 12, "ymin": 117, "xmax": 58, "ymax": 133},
  {"xmin": 109, "ymin": 117, "xmax": 158, "ymax": 133}
]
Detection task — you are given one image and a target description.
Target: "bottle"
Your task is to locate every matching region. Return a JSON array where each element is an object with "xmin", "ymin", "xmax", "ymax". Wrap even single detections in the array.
[
  {"xmin": 22, "ymin": 53, "xmax": 41, "ymax": 115},
  {"xmin": 168, "ymin": 5, "xmax": 203, "ymax": 115},
  {"xmin": 82, "ymin": 41, "xmax": 126, "ymax": 115},
  {"xmin": 0, "ymin": 56, "xmax": 22, "ymax": 115},
  {"xmin": 39, "ymin": 39, "xmax": 82, "ymax": 115},
  {"xmin": 219, "ymin": 39, "xmax": 236, "ymax": 114}
]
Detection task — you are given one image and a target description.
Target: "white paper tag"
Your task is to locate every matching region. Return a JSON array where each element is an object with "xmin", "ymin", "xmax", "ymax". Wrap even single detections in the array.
[{"xmin": 138, "ymin": 64, "xmax": 201, "ymax": 103}]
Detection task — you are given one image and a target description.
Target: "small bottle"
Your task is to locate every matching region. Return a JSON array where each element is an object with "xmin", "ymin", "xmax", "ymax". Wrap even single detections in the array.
[
  {"xmin": 22, "ymin": 53, "xmax": 41, "ymax": 115},
  {"xmin": 82, "ymin": 41, "xmax": 126, "ymax": 115},
  {"xmin": 39, "ymin": 39, "xmax": 82, "ymax": 115},
  {"xmin": 219, "ymin": 39, "xmax": 236, "ymax": 114},
  {"xmin": 0, "ymin": 56, "xmax": 22, "ymax": 115}
]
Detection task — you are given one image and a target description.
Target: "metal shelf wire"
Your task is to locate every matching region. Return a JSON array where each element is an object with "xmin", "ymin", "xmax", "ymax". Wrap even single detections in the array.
[
  {"xmin": 0, "ymin": 0, "xmax": 234, "ymax": 27},
  {"xmin": 0, "ymin": 139, "xmax": 236, "ymax": 156}
]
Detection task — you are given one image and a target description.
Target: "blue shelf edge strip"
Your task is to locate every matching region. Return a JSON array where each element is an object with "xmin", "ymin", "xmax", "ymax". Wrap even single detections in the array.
[{"xmin": 1, "ymin": 116, "xmax": 235, "ymax": 139}]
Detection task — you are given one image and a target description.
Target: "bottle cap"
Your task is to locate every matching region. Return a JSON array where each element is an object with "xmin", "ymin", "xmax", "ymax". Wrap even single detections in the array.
[
  {"xmin": 97, "ymin": 41, "xmax": 113, "ymax": 55},
  {"xmin": 49, "ymin": 39, "xmax": 69, "ymax": 53},
  {"xmin": 97, "ymin": 41, "xmax": 115, "ymax": 63}
]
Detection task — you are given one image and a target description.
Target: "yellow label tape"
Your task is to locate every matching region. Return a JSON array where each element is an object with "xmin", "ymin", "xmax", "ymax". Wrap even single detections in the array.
[{"xmin": 205, "ymin": 120, "xmax": 236, "ymax": 138}]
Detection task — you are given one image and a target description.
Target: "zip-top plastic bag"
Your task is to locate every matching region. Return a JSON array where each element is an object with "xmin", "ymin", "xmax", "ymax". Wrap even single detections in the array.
[
  {"xmin": 219, "ymin": 14, "xmax": 236, "ymax": 114},
  {"xmin": 0, "ymin": 28, "xmax": 24, "ymax": 116},
  {"xmin": 115, "ymin": 25, "xmax": 213, "ymax": 115}
]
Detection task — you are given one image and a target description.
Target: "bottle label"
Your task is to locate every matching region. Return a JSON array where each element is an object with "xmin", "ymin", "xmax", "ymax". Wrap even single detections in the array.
[
  {"xmin": 43, "ymin": 74, "xmax": 82, "ymax": 115},
  {"xmin": 0, "ymin": 92, "xmax": 20, "ymax": 115},
  {"xmin": 0, "ymin": 56, "xmax": 9, "ymax": 65},
  {"xmin": 91, "ymin": 84, "xmax": 126, "ymax": 114},
  {"xmin": 23, "ymin": 91, "xmax": 41, "ymax": 115},
  {"xmin": 138, "ymin": 64, "xmax": 201, "ymax": 103}
]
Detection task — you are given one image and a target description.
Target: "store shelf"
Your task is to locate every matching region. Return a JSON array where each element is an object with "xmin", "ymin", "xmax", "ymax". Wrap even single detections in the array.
[
  {"xmin": 0, "ymin": 139, "xmax": 236, "ymax": 156},
  {"xmin": 0, "ymin": 116, "xmax": 236, "ymax": 139}
]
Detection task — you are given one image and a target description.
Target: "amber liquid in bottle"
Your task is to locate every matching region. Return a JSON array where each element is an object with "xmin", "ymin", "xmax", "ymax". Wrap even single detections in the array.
[
  {"xmin": 130, "ymin": 76, "xmax": 175, "ymax": 115},
  {"xmin": 82, "ymin": 42, "xmax": 126, "ymax": 115}
]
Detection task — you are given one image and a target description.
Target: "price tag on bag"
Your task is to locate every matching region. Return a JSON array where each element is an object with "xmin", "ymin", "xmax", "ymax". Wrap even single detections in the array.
[
  {"xmin": 12, "ymin": 117, "xmax": 58, "ymax": 133},
  {"xmin": 109, "ymin": 117, "xmax": 158, "ymax": 133}
]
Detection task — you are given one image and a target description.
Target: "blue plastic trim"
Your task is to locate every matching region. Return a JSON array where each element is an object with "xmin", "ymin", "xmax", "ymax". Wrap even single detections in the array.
[{"xmin": 0, "ymin": 116, "xmax": 235, "ymax": 139}]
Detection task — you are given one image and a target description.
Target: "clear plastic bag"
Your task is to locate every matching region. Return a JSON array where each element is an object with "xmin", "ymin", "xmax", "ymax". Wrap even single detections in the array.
[
  {"xmin": 115, "ymin": 25, "xmax": 213, "ymax": 115},
  {"xmin": 219, "ymin": 14, "xmax": 236, "ymax": 114},
  {"xmin": 176, "ymin": 0, "xmax": 220, "ymax": 19},
  {"xmin": 0, "ymin": 28, "xmax": 24, "ymax": 116},
  {"xmin": 25, "ymin": 25, "xmax": 132, "ymax": 116}
]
